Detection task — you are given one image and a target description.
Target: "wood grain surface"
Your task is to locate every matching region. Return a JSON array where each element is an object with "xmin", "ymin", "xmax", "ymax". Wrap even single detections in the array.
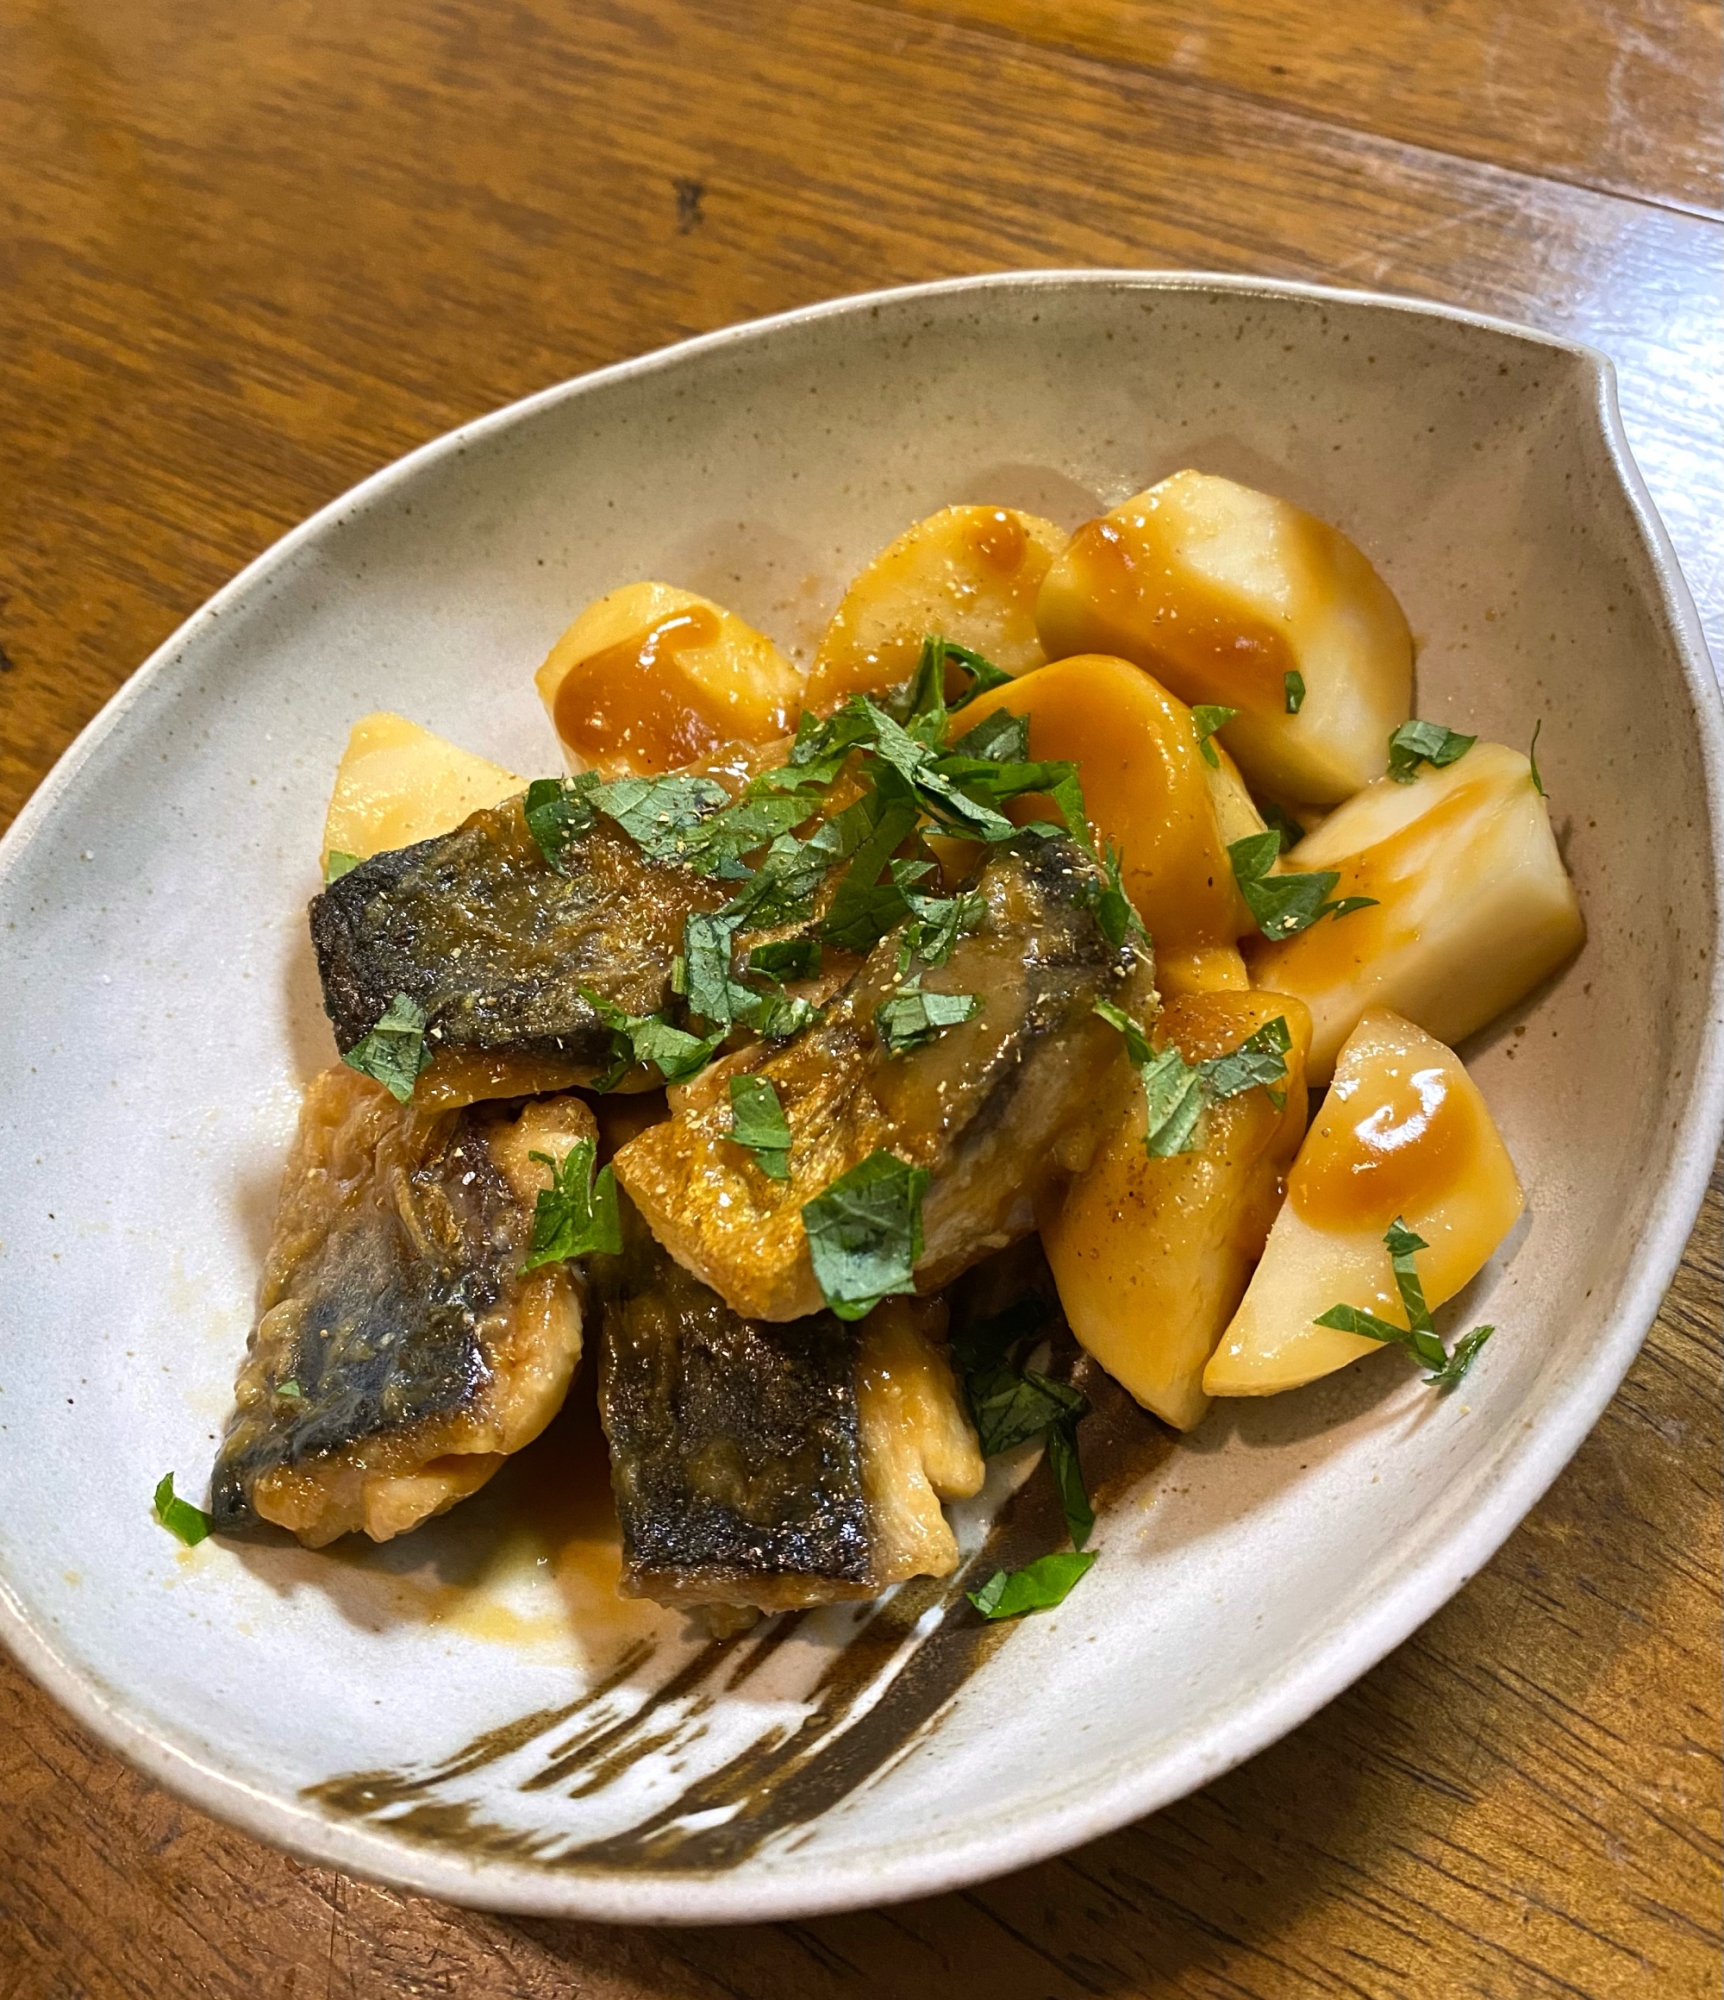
[{"xmin": 0, "ymin": 2, "xmax": 1718, "ymax": 1995}]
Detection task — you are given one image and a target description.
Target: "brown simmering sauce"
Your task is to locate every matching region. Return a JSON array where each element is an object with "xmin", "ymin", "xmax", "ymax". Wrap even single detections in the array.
[
  {"xmin": 1289, "ymin": 1055, "xmax": 1478, "ymax": 1233},
  {"xmin": 553, "ymin": 605, "xmax": 733, "ymax": 773},
  {"xmin": 1060, "ymin": 515, "xmax": 1297, "ymax": 714}
]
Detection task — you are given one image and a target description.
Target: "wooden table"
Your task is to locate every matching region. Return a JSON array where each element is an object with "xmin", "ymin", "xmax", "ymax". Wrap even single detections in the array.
[{"xmin": 1, "ymin": 3, "xmax": 1718, "ymax": 1993}]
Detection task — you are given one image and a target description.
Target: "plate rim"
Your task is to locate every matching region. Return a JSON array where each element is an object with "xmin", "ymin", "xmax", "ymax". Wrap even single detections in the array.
[{"xmin": 2, "ymin": 267, "xmax": 1720, "ymax": 1925}]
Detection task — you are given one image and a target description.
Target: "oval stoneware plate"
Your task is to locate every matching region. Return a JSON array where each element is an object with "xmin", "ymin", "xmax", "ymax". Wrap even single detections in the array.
[{"xmin": 1, "ymin": 272, "xmax": 1719, "ymax": 1924}]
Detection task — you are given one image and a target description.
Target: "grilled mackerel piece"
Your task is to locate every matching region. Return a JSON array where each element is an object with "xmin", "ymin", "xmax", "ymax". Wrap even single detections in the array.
[
  {"xmin": 211, "ymin": 1065, "xmax": 590, "ymax": 1548},
  {"xmin": 595, "ymin": 1202, "xmax": 982, "ymax": 1611},
  {"xmin": 309, "ymin": 794, "xmax": 727, "ymax": 1108},
  {"xmin": 615, "ymin": 833, "xmax": 1151, "ymax": 1322}
]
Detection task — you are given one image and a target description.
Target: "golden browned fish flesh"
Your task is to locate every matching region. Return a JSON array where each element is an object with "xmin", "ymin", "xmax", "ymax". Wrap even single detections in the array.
[
  {"xmin": 613, "ymin": 834, "xmax": 1150, "ymax": 1321},
  {"xmin": 210, "ymin": 1065, "xmax": 591, "ymax": 1547},
  {"xmin": 593, "ymin": 1200, "xmax": 982, "ymax": 1610}
]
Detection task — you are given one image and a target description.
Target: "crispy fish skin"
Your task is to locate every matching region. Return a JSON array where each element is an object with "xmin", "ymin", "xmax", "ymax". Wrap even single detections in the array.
[
  {"xmin": 614, "ymin": 834, "xmax": 1150, "ymax": 1321},
  {"xmin": 594, "ymin": 1203, "xmax": 981, "ymax": 1610},
  {"xmin": 211, "ymin": 1066, "xmax": 591, "ymax": 1547},
  {"xmin": 308, "ymin": 794, "xmax": 727, "ymax": 1101}
]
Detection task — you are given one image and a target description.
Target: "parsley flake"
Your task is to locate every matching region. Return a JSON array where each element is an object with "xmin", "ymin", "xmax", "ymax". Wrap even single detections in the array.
[
  {"xmin": 153, "ymin": 1473, "xmax": 211, "ymax": 1547},
  {"xmin": 1199, "ymin": 1014, "xmax": 1293, "ymax": 1110},
  {"xmin": 747, "ymin": 938, "xmax": 821, "ymax": 982},
  {"xmin": 1386, "ymin": 719, "xmax": 1476, "ymax": 785},
  {"xmin": 1192, "ymin": 705, "xmax": 1238, "ymax": 768},
  {"xmin": 968, "ymin": 1550, "xmax": 1096, "ymax": 1620},
  {"xmin": 904, "ymin": 889, "xmax": 988, "ymax": 966},
  {"xmin": 521, "ymin": 1139, "xmax": 622, "ymax": 1273},
  {"xmin": 1095, "ymin": 1003, "xmax": 1293, "ymax": 1155},
  {"xmin": 580, "ymin": 987, "xmax": 723, "ymax": 1089},
  {"xmin": 1081, "ymin": 842, "xmax": 1149, "ymax": 952},
  {"xmin": 523, "ymin": 773, "xmax": 600, "ymax": 870},
  {"xmin": 802, "ymin": 1150, "xmax": 929, "ymax": 1320},
  {"xmin": 953, "ymin": 1297, "xmax": 1096, "ymax": 1553},
  {"xmin": 324, "ymin": 850, "xmax": 361, "ymax": 883},
  {"xmin": 727, "ymin": 1074, "xmax": 792, "ymax": 1180},
  {"xmin": 1313, "ymin": 1217, "xmax": 1494, "ymax": 1390},
  {"xmin": 1261, "ymin": 802, "xmax": 1305, "ymax": 854},
  {"xmin": 342, "ymin": 992, "xmax": 433, "ymax": 1103},
  {"xmin": 875, "ymin": 977, "xmax": 982, "ymax": 1054},
  {"xmin": 1285, "ymin": 669, "xmax": 1306, "ymax": 714},
  {"xmin": 1228, "ymin": 830, "xmax": 1378, "ymax": 940}
]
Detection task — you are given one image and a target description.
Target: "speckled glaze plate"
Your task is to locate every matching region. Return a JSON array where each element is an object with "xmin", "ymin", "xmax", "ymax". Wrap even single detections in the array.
[{"xmin": 0, "ymin": 273, "xmax": 1719, "ymax": 1924}]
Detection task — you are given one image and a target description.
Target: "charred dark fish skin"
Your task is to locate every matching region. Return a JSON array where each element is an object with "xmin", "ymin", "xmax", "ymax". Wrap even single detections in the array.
[
  {"xmin": 308, "ymin": 793, "xmax": 726, "ymax": 1079},
  {"xmin": 592, "ymin": 1202, "xmax": 874, "ymax": 1610},
  {"xmin": 615, "ymin": 833, "xmax": 1151, "ymax": 1322},
  {"xmin": 211, "ymin": 1067, "xmax": 588, "ymax": 1547}
]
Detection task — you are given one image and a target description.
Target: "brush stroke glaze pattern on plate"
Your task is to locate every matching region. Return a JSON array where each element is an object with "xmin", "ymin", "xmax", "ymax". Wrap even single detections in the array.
[{"xmin": 0, "ymin": 273, "xmax": 1718, "ymax": 1923}]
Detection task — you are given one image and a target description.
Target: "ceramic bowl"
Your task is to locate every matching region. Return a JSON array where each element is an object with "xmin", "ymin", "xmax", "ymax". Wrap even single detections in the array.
[{"xmin": 0, "ymin": 273, "xmax": 1718, "ymax": 1923}]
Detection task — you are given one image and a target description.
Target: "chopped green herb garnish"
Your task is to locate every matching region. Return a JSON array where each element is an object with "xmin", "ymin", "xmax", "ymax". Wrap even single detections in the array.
[
  {"xmin": 1529, "ymin": 719, "xmax": 1547, "ymax": 798},
  {"xmin": 523, "ymin": 773, "xmax": 600, "ymax": 870},
  {"xmin": 755, "ymin": 988, "xmax": 821, "ymax": 1039},
  {"xmin": 323, "ymin": 850, "xmax": 361, "ymax": 883},
  {"xmin": 817, "ymin": 786, "xmax": 924, "ymax": 955},
  {"xmin": 953, "ymin": 1296, "xmax": 1096, "ymax": 1560},
  {"xmin": 728, "ymin": 1073, "xmax": 792, "ymax": 1180},
  {"xmin": 580, "ymin": 986, "xmax": 724, "ymax": 1089},
  {"xmin": 1191, "ymin": 705, "xmax": 1239, "ymax": 768},
  {"xmin": 1386, "ymin": 719, "xmax": 1476, "ymax": 785},
  {"xmin": 801, "ymin": 1150, "xmax": 929, "ymax": 1320},
  {"xmin": 896, "ymin": 633, "xmax": 1014, "ymax": 736},
  {"xmin": 153, "ymin": 1473, "xmax": 211, "ymax": 1547},
  {"xmin": 1137, "ymin": 1044, "xmax": 1208, "ymax": 1156},
  {"xmin": 746, "ymin": 938, "xmax": 821, "ymax": 982},
  {"xmin": 681, "ymin": 908, "xmax": 759, "ymax": 1029},
  {"xmin": 968, "ymin": 1550, "xmax": 1096, "ymax": 1620},
  {"xmin": 629, "ymin": 1014, "xmax": 725, "ymax": 1083},
  {"xmin": 967, "ymin": 1361, "xmax": 1086, "ymax": 1459},
  {"xmin": 275, "ymin": 1379, "xmax": 304, "ymax": 1401},
  {"xmin": 521, "ymin": 1139, "xmax": 622, "ymax": 1273},
  {"xmin": 1199, "ymin": 1014, "xmax": 1293, "ymax": 1110},
  {"xmin": 949, "ymin": 705, "xmax": 1031, "ymax": 765},
  {"xmin": 1095, "ymin": 1003, "xmax": 1293, "ymax": 1155},
  {"xmin": 342, "ymin": 992, "xmax": 433, "ymax": 1103},
  {"xmin": 1284, "ymin": 669, "xmax": 1306, "ymax": 715},
  {"xmin": 904, "ymin": 888, "xmax": 988, "ymax": 967},
  {"xmin": 1228, "ymin": 830, "xmax": 1378, "ymax": 940},
  {"xmin": 1261, "ymin": 802, "xmax": 1305, "ymax": 853},
  {"xmin": 1081, "ymin": 841, "xmax": 1149, "ymax": 953},
  {"xmin": 1313, "ymin": 1216, "xmax": 1494, "ymax": 1390},
  {"xmin": 1045, "ymin": 1420, "xmax": 1094, "ymax": 1550},
  {"xmin": 874, "ymin": 977, "xmax": 982, "ymax": 1054},
  {"xmin": 589, "ymin": 772, "xmax": 731, "ymax": 860}
]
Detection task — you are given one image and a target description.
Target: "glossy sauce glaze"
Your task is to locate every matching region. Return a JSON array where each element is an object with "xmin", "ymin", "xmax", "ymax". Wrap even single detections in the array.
[
  {"xmin": 957, "ymin": 653, "xmax": 1250, "ymax": 979},
  {"xmin": 1289, "ymin": 1054, "xmax": 1479, "ymax": 1233},
  {"xmin": 1052, "ymin": 514, "xmax": 1297, "ymax": 714},
  {"xmin": 553, "ymin": 605, "xmax": 738, "ymax": 772},
  {"xmin": 966, "ymin": 505, "xmax": 1029, "ymax": 576},
  {"xmin": 1252, "ymin": 779, "xmax": 1491, "ymax": 992}
]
